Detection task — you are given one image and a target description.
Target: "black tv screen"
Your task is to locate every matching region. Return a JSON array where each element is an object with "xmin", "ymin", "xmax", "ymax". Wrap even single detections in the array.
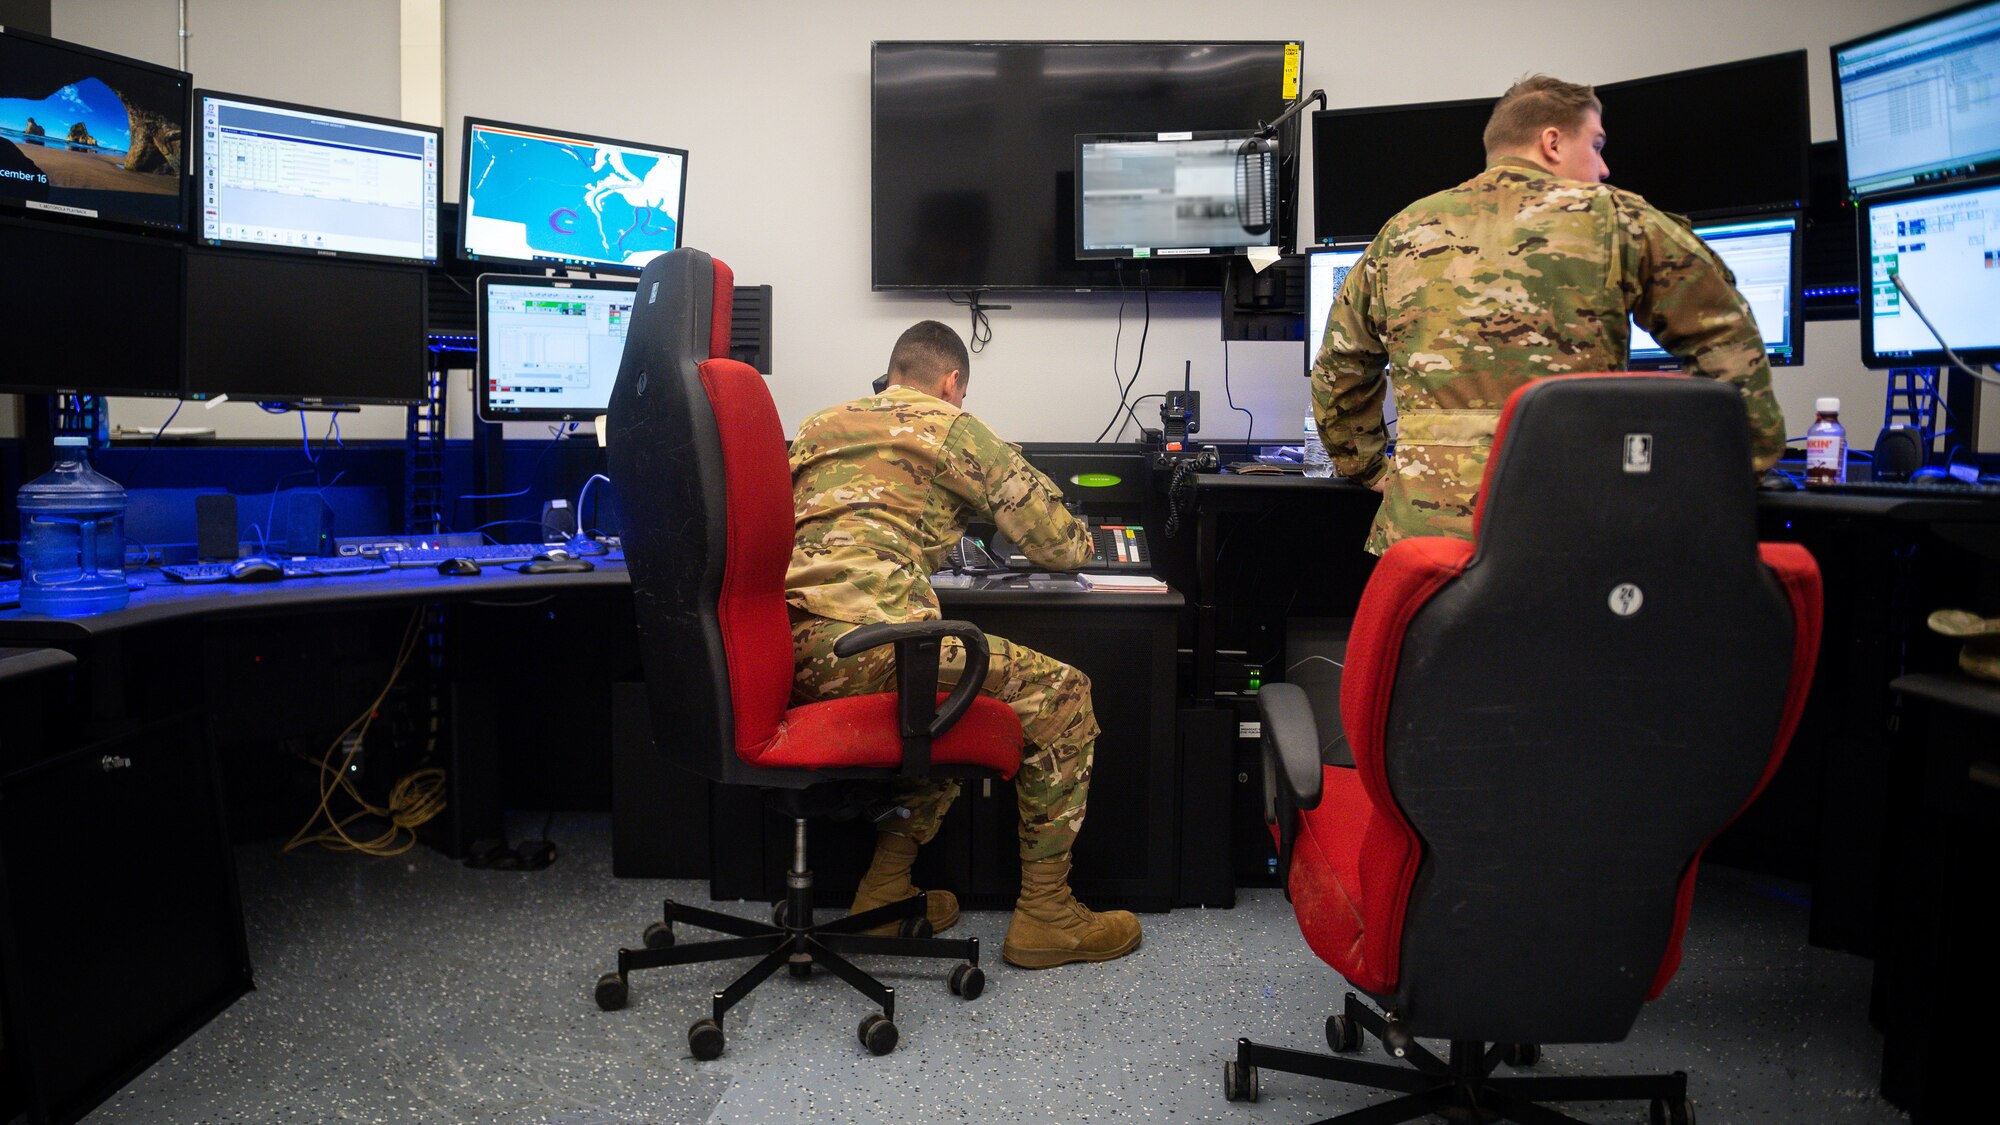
[
  {"xmin": 184, "ymin": 249, "xmax": 428, "ymax": 406},
  {"xmin": 1595, "ymin": 51, "xmax": 1809, "ymax": 218},
  {"xmin": 1312, "ymin": 97, "xmax": 1494, "ymax": 241},
  {"xmin": 0, "ymin": 26, "xmax": 189, "ymax": 233},
  {"xmin": 0, "ymin": 216, "xmax": 184, "ymax": 397},
  {"xmin": 872, "ymin": 41, "xmax": 1301, "ymax": 291}
]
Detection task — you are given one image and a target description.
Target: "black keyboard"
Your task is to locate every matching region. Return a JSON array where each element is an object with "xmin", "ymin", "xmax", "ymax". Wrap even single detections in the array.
[
  {"xmin": 1808, "ymin": 479, "xmax": 2000, "ymax": 499},
  {"xmin": 161, "ymin": 563, "xmax": 240, "ymax": 583},
  {"xmin": 296, "ymin": 556, "xmax": 391, "ymax": 576},
  {"xmin": 378, "ymin": 544, "xmax": 541, "ymax": 568}
]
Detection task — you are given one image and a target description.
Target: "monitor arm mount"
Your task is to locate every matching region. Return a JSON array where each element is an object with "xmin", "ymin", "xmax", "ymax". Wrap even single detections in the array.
[{"xmin": 1251, "ymin": 89, "xmax": 1327, "ymax": 141}]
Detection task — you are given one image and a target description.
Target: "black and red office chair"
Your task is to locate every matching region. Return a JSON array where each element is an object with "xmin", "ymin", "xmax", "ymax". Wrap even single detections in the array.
[
  {"xmin": 598, "ymin": 248, "xmax": 1022, "ymax": 1059},
  {"xmin": 1231, "ymin": 374, "xmax": 1822, "ymax": 1124}
]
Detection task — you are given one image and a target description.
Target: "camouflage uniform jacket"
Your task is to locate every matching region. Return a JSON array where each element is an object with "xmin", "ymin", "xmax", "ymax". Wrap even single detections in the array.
[
  {"xmin": 787, "ymin": 385, "xmax": 1094, "ymax": 624},
  {"xmin": 1312, "ymin": 156, "xmax": 1787, "ymax": 554}
]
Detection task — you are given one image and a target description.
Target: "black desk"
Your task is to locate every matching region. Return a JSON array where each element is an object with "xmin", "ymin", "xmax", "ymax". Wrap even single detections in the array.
[{"xmin": 1880, "ymin": 673, "xmax": 2000, "ymax": 1123}]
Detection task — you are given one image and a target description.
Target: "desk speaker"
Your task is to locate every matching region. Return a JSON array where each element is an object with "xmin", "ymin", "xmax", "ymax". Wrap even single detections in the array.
[
  {"xmin": 278, "ymin": 493, "xmax": 335, "ymax": 556},
  {"xmin": 195, "ymin": 494, "xmax": 238, "ymax": 560},
  {"xmin": 1873, "ymin": 426, "xmax": 1926, "ymax": 482}
]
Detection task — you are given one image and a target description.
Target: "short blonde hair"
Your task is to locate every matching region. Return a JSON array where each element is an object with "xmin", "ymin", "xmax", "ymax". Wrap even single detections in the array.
[{"xmin": 1483, "ymin": 75, "xmax": 1602, "ymax": 159}]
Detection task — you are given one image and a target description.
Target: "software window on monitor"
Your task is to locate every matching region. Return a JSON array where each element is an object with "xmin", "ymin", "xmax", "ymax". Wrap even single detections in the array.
[
  {"xmin": 1837, "ymin": 2, "xmax": 2000, "ymax": 195},
  {"xmin": 1630, "ymin": 218, "xmax": 1798, "ymax": 365},
  {"xmin": 479, "ymin": 277, "xmax": 636, "ymax": 421},
  {"xmin": 1076, "ymin": 134, "xmax": 1275, "ymax": 257},
  {"xmin": 1866, "ymin": 181, "xmax": 2000, "ymax": 361},
  {"xmin": 199, "ymin": 93, "xmax": 438, "ymax": 263}
]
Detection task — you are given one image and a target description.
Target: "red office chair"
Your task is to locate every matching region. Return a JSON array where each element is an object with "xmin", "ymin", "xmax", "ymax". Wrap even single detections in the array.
[
  {"xmin": 598, "ymin": 248, "xmax": 1022, "ymax": 1059},
  {"xmin": 1231, "ymin": 374, "xmax": 1822, "ymax": 1124}
]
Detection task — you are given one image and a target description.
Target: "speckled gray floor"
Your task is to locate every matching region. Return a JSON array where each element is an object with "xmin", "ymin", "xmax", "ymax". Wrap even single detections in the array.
[{"xmin": 86, "ymin": 815, "xmax": 1908, "ymax": 1124}]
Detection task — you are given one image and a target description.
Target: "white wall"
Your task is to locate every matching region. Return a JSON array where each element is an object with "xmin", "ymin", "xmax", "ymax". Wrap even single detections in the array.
[{"xmin": 21, "ymin": 0, "xmax": 1997, "ymax": 453}]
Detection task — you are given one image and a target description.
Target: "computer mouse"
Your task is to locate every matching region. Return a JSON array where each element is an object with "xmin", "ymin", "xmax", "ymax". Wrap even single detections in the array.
[
  {"xmin": 438, "ymin": 557, "xmax": 482, "ymax": 576},
  {"xmin": 229, "ymin": 557, "xmax": 284, "ymax": 582},
  {"xmin": 520, "ymin": 555, "xmax": 596, "ymax": 575},
  {"xmin": 1910, "ymin": 466, "xmax": 1949, "ymax": 481},
  {"xmin": 1758, "ymin": 472, "xmax": 1802, "ymax": 491}
]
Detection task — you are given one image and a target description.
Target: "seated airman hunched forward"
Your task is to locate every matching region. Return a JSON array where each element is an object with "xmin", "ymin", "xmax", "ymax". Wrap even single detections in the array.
[{"xmin": 785, "ymin": 320, "xmax": 1141, "ymax": 969}]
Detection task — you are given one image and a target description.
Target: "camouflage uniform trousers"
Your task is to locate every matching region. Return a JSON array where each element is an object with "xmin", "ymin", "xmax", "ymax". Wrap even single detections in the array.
[{"xmin": 791, "ymin": 611, "xmax": 1098, "ymax": 862}]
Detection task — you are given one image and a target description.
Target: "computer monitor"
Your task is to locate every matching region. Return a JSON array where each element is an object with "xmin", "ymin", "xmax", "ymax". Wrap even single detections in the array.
[
  {"xmin": 1629, "ymin": 216, "xmax": 1802, "ymax": 368},
  {"xmin": 0, "ymin": 26, "xmax": 189, "ymax": 233},
  {"xmin": 1835, "ymin": 1, "xmax": 2000, "ymax": 196},
  {"xmin": 184, "ymin": 249, "xmax": 428, "ymax": 405},
  {"xmin": 1073, "ymin": 132, "xmax": 1279, "ymax": 259},
  {"xmin": 477, "ymin": 274, "xmax": 638, "ymax": 422},
  {"xmin": 1303, "ymin": 243, "xmax": 1366, "ymax": 371},
  {"xmin": 1311, "ymin": 98, "xmax": 1493, "ymax": 241},
  {"xmin": 195, "ymin": 90, "xmax": 440, "ymax": 265},
  {"xmin": 458, "ymin": 117, "xmax": 687, "ymax": 273},
  {"xmin": 0, "ymin": 216, "xmax": 183, "ymax": 397},
  {"xmin": 1859, "ymin": 177, "xmax": 2000, "ymax": 369}
]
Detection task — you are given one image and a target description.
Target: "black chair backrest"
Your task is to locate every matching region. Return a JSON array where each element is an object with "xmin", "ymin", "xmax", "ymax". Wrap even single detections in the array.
[{"xmin": 1385, "ymin": 375, "xmax": 1796, "ymax": 1043}]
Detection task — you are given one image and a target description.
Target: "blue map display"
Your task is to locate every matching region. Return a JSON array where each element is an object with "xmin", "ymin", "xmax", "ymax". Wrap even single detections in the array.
[{"xmin": 465, "ymin": 127, "xmax": 681, "ymax": 268}]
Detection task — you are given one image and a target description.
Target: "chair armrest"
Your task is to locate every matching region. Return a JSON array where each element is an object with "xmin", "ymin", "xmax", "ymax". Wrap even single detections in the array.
[
  {"xmin": 834, "ymin": 619, "xmax": 994, "ymax": 776},
  {"xmin": 1258, "ymin": 683, "xmax": 1324, "ymax": 816}
]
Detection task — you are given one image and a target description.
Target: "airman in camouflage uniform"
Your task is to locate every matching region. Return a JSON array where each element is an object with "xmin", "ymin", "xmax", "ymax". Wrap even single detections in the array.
[
  {"xmin": 1313, "ymin": 75, "xmax": 1787, "ymax": 554},
  {"xmin": 788, "ymin": 320, "xmax": 1142, "ymax": 968}
]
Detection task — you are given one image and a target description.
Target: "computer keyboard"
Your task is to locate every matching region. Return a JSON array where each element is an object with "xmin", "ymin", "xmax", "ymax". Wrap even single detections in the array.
[
  {"xmin": 1808, "ymin": 479, "xmax": 2000, "ymax": 499},
  {"xmin": 160, "ymin": 563, "xmax": 240, "ymax": 584},
  {"xmin": 377, "ymin": 544, "xmax": 542, "ymax": 568},
  {"xmin": 296, "ymin": 556, "xmax": 391, "ymax": 576}
]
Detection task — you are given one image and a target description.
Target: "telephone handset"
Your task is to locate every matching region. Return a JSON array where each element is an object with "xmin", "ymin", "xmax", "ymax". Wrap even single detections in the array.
[{"xmin": 986, "ymin": 522, "xmax": 1152, "ymax": 571}]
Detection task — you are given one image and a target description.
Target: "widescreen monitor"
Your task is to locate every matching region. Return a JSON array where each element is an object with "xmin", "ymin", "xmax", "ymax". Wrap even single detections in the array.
[
  {"xmin": 0, "ymin": 216, "xmax": 183, "ymax": 397},
  {"xmin": 1074, "ymin": 132, "xmax": 1278, "ymax": 259},
  {"xmin": 1303, "ymin": 243, "xmax": 1366, "ymax": 369},
  {"xmin": 1629, "ymin": 216, "xmax": 1802, "ymax": 367},
  {"xmin": 196, "ymin": 91, "xmax": 439, "ymax": 265},
  {"xmin": 459, "ymin": 117, "xmax": 687, "ymax": 274},
  {"xmin": 1835, "ymin": 1, "xmax": 2000, "ymax": 196},
  {"xmin": 1859, "ymin": 178, "xmax": 2000, "ymax": 369},
  {"xmin": 0, "ymin": 26, "xmax": 189, "ymax": 232},
  {"xmin": 1311, "ymin": 98, "xmax": 1492, "ymax": 241},
  {"xmin": 1594, "ymin": 51, "xmax": 1809, "ymax": 217},
  {"xmin": 872, "ymin": 41, "xmax": 1301, "ymax": 291},
  {"xmin": 477, "ymin": 274, "xmax": 637, "ymax": 422},
  {"xmin": 184, "ymin": 249, "xmax": 427, "ymax": 405}
]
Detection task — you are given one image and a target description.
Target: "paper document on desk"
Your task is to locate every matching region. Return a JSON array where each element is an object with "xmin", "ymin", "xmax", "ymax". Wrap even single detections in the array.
[{"xmin": 1077, "ymin": 572, "xmax": 1168, "ymax": 592}]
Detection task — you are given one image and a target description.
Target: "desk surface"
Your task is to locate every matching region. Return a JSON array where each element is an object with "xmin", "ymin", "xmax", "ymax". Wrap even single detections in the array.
[{"xmin": 0, "ymin": 558, "xmax": 1182, "ymax": 642}]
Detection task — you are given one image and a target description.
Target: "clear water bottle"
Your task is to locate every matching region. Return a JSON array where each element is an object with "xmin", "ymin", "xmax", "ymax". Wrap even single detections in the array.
[
  {"xmin": 18, "ymin": 436, "xmax": 129, "ymax": 616},
  {"xmin": 1303, "ymin": 414, "xmax": 1333, "ymax": 478},
  {"xmin": 1804, "ymin": 397, "xmax": 1847, "ymax": 485}
]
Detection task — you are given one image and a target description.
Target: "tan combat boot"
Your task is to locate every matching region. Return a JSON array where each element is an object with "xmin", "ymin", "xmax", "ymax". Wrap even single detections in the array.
[
  {"xmin": 1002, "ymin": 855, "xmax": 1142, "ymax": 968},
  {"xmin": 845, "ymin": 831, "xmax": 958, "ymax": 935}
]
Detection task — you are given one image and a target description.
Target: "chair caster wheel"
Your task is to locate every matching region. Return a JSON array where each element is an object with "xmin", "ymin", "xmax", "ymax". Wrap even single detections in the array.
[
  {"xmin": 1223, "ymin": 1060, "xmax": 1260, "ymax": 1102},
  {"xmin": 788, "ymin": 958, "xmax": 813, "ymax": 979},
  {"xmin": 593, "ymin": 972, "xmax": 627, "ymax": 1012},
  {"xmin": 1326, "ymin": 1013, "xmax": 1361, "ymax": 1052},
  {"xmin": 859, "ymin": 1012, "xmax": 899, "ymax": 1055},
  {"xmin": 1649, "ymin": 1095, "xmax": 1694, "ymax": 1125},
  {"xmin": 689, "ymin": 1018, "xmax": 725, "ymax": 1061},
  {"xmin": 642, "ymin": 921, "xmax": 674, "ymax": 950},
  {"xmin": 948, "ymin": 962, "xmax": 984, "ymax": 1000},
  {"xmin": 898, "ymin": 915, "xmax": 933, "ymax": 939},
  {"xmin": 1502, "ymin": 1042, "xmax": 1540, "ymax": 1067}
]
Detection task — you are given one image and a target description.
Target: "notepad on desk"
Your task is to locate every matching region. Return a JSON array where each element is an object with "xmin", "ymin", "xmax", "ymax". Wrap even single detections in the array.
[{"xmin": 1077, "ymin": 572, "xmax": 1169, "ymax": 592}]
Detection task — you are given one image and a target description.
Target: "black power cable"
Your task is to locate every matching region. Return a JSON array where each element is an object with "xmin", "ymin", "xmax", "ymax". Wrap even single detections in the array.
[{"xmin": 1096, "ymin": 268, "xmax": 1151, "ymax": 442}]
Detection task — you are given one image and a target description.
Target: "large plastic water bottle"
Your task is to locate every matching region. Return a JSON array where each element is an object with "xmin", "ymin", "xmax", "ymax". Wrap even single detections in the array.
[
  {"xmin": 18, "ymin": 436, "xmax": 129, "ymax": 616},
  {"xmin": 1303, "ymin": 414, "xmax": 1333, "ymax": 478}
]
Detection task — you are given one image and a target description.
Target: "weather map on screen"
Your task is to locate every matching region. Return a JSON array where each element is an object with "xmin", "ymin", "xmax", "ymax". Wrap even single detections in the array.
[{"xmin": 459, "ymin": 118, "xmax": 686, "ymax": 272}]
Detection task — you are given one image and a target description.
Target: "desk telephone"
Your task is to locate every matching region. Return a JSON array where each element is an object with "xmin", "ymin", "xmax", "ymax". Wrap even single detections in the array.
[{"xmin": 964, "ymin": 520, "xmax": 1152, "ymax": 572}]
